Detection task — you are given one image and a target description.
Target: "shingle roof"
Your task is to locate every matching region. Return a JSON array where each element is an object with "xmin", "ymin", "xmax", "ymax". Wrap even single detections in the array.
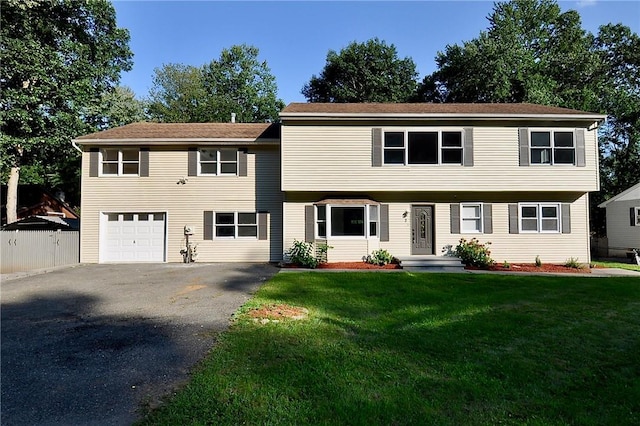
[
  {"xmin": 75, "ymin": 122, "xmax": 280, "ymax": 141},
  {"xmin": 281, "ymin": 102, "xmax": 600, "ymax": 116}
]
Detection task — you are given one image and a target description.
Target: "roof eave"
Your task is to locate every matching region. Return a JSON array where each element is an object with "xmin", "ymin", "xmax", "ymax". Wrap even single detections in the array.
[
  {"xmin": 72, "ymin": 138, "xmax": 281, "ymax": 146},
  {"xmin": 279, "ymin": 112, "xmax": 607, "ymax": 122}
]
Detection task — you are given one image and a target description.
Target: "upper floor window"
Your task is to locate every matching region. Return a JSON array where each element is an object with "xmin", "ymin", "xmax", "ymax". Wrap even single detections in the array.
[
  {"xmin": 520, "ymin": 203, "xmax": 560, "ymax": 233},
  {"xmin": 383, "ymin": 130, "xmax": 463, "ymax": 165},
  {"xmin": 530, "ymin": 130, "xmax": 575, "ymax": 165},
  {"xmin": 100, "ymin": 148, "xmax": 139, "ymax": 176},
  {"xmin": 634, "ymin": 207, "xmax": 640, "ymax": 226},
  {"xmin": 199, "ymin": 149, "xmax": 238, "ymax": 175},
  {"xmin": 315, "ymin": 204, "xmax": 378, "ymax": 239}
]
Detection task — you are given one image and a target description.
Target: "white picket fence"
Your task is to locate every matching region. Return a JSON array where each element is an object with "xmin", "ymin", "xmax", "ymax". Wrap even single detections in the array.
[{"xmin": 1, "ymin": 230, "xmax": 79, "ymax": 274}]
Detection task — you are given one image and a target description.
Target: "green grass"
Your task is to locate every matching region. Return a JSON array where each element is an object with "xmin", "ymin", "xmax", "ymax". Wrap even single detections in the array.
[
  {"xmin": 141, "ymin": 273, "xmax": 640, "ymax": 425},
  {"xmin": 592, "ymin": 259, "xmax": 640, "ymax": 272}
]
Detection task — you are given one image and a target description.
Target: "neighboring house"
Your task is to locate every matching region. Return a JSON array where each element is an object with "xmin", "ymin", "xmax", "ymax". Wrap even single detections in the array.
[
  {"xmin": 1, "ymin": 184, "xmax": 79, "ymax": 226},
  {"xmin": 75, "ymin": 103, "xmax": 605, "ymax": 264},
  {"xmin": 1, "ymin": 215, "xmax": 79, "ymax": 231},
  {"xmin": 598, "ymin": 182, "xmax": 640, "ymax": 257}
]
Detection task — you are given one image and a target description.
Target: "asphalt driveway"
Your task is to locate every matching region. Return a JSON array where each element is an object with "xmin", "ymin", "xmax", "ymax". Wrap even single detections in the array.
[{"xmin": 1, "ymin": 263, "xmax": 278, "ymax": 426}]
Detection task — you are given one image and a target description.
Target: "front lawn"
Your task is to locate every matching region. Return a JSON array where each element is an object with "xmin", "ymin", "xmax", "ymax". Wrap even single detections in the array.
[
  {"xmin": 592, "ymin": 259, "xmax": 640, "ymax": 272},
  {"xmin": 141, "ymin": 272, "xmax": 640, "ymax": 425}
]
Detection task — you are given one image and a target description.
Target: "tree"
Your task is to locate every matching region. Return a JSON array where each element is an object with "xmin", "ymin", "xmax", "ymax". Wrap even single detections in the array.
[
  {"xmin": 302, "ymin": 38, "xmax": 419, "ymax": 103},
  {"xmin": 1, "ymin": 0, "xmax": 133, "ymax": 222},
  {"xmin": 87, "ymin": 86, "xmax": 147, "ymax": 131},
  {"xmin": 418, "ymin": 0, "xmax": 639, "ymax": 235},
  {"xmin": 147, "ymin": 64, "xmax": 208, "ymax": 123},
  {"xmin": 147, "ymin": 45, "xmax": 284, "ymax": 123},
  {"xmin": 201, "ymin": 45, "xmax": 284, "ymax": 123}
]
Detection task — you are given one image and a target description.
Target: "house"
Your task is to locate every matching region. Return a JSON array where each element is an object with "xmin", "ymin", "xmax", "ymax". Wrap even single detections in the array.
[
  {"xmin": 1, "ymin": 184, "xmax": 79, "ymax": 226},
  {"xmin": 598, "ymin": 182, "xmax": 640, "ymax": 258},
  {"xmin": 75, "ymin": 103, "xmax": 605, "ymax": 264},
  {"xmin": 1, "ymin": 215, "xmax": 79, "ymax": 231}
]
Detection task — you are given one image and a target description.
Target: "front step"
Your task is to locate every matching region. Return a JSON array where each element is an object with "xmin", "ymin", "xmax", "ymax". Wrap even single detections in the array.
[{"xmin": 398, "ymin": 256, "xmax": 465, "ymax": 272}]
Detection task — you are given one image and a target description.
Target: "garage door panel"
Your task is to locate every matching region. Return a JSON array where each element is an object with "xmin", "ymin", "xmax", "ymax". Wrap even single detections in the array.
[{"xmin": 101, "ymin": 213, "xmax": 166, "ymax": 263}]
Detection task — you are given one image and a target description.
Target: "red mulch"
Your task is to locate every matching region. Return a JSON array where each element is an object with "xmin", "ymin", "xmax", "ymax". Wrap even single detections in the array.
[
  {"xmin": 318, "ymin": 262, "xmax": 401, "ymax": 270},
  {"xmin": 248, "ymin": 304, "xmax": 308, "ymax": 320},
  {"xmin": 466, "ymin": 263, "xmax": 590, "ymax": 273}
]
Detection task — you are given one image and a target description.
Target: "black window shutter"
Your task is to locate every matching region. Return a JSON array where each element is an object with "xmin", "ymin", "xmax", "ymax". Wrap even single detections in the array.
[
  {"xmin": 631, "ymin": 207, "xmax": 636, "ymax": 226},
  {"xmin": 380, "ymin": 204, "xmax": 389, "ymax": 242},
  {"xmin": 519, "ymin": 128, "xmax": 530, "ymax": 166},
  {"xmin": 483, "ymin": 204, "xmax": 493, "ymax": 234},
  {"xmin": 139, "ymin": 147, "xmax": 149, "ymax": 177},
  {"xmin": 372, "ymin": 128, "xmax": 382, "ymax": 167},
  {"xmin": 463, "ymin": 128, "xmax": 474, "ymax": 166},
  {"xmin": 188, "ymin": 148, "xmax": 198, "ymax": 176},
  {"xmin": 305, "ymin": 205, "xmax": 315, "ymax": 242},
  {"xmin": 89, "ymin": 148, "xmax": 99, "ymax": 177},
  {"xmin": 203, "ymin": 211, "xmax": 213, "ymax": 240},
  {"xmin": 450, "ymin": 204, "xmax": 460, "ymax": 234},
  {"xmin": 562, "ymin": 204, "xmax": 571, "ymax": 234},
  {"xmin": 258, "ymin": 212, "xmax": 268, "ymax": 240},
  {"xmin": 238, "ymin": 150, "xmax": 248, "ymax": 176},
  {"xmin": 509, "ymin": 204, "xmax": 519, "ymax": 234},
  {"xmin": 575, "ymin": 129, "xmax": 586, "ymax": 167}
]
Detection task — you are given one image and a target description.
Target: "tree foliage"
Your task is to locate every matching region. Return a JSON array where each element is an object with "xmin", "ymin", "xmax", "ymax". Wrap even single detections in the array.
[
  {"xmin": 302, "ymin": 38, "xmax": 419, "ymax": 103},
  {"xmin": 87, "ymin": 86, "xmax": 147, "ymax": 131},
  {"xmin": 418, "ymin": 0, "xmax": 640, "ymax": 235},
  {"xmin": 0, "ymin": 0, "xmax": 133, "ymax": 212},
  {"xmin": 147, "ymin": 45, "xmax": 284, "ymax": 123}
]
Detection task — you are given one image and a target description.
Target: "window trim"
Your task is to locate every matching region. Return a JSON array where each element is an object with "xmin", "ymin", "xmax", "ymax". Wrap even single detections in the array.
[
  {"xmin": 529, "ymin": 129, "xmax": 576, "ymax": 166},
  {"xmin": 518, "ymin": 203, "xmax": 561, "ymax": 234},
  {"xmin": 460, "ymin": 203, "xmax": 483, "ymax": 234},
  {"xmin": 315, "ymin": 204, "xmax": 379, "ymax": 240},
  {"xmin": 382, "ymin": 127, "xmax": 465, "ymax": 166},
  {"xmin": 635, "ymin": 207, "xmax": 640, "ymax": 226},
  {"xmin": 213, "ymin": 211, "xmax": 258, "ymax": 239},
  {"xmin": 99, "ymin": 148, "xmax": 140, "ymax": 176},
  {"xmin": 198, "ymin": 149, "xmax": 239, "ymax": 176}
]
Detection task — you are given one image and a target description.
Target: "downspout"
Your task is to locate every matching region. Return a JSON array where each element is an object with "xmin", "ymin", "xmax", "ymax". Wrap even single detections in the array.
[{"xmin": 71, "ymin": 140, "xmax": 82, "ymax": 153}]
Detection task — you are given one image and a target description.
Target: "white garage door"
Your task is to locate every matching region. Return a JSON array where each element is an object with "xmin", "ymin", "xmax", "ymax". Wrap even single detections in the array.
[{"xmin": 101, "ymin": 213, "xmax": 166, "ymax": 262}]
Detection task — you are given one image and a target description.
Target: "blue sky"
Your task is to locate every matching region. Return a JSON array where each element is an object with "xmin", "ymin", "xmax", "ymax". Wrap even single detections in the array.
[{"xmin": 113, "ymin": 0, "xmax": 640, "ymax": 104}]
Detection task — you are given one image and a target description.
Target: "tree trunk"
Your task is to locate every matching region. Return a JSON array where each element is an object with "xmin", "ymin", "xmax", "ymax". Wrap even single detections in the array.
[{"xmin": 6, "ymin": 166, "xmax": 20, "ymax": 224}]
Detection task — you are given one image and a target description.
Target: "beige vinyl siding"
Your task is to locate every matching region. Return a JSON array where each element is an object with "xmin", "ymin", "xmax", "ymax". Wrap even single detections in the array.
[
  {"xmin": 605, "ymin": 199, "xmax": 640, "ymax": 257},
  {"xmin": 284, "ymin": 194, "xmax": 590, "ymax": 263},
  {"xmin": 281, "ymin": 126, "xmax": 598, "ymax": 192},
  {"xmin": 81, "ymin": 146, "xmax": 282, "ymax": 263}
]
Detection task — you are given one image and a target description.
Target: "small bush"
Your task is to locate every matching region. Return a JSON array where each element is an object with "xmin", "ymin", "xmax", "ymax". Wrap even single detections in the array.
[
  {"xmin": 454, "ymin": 238, "xmax": 494, "ymax": 268},
  {"xmin": 316, "ymin": 242, "xmax": 332, "ymax": 264},
  {"xmin": 502, "ymin": 260, "xmax": 511, "ymax": 269},
  {"xmin": 564, "ymin": 257, "xmax": 583, "ymax": 269},
  {"xmin": 366, "ymin": 249, "xmax": 396, "ymax": 266},
  {"xmin": 286, "ymin": 240, "xmax": 318, "ymax": 268},
  {"xmin": 535, "ymin": 255, "xmax": 542, "ymax": 267}
]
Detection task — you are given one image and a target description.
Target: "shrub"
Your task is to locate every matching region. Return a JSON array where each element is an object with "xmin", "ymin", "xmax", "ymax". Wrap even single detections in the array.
[
  {"xmin": 366, "ymin": 249, "xmax": 396, "ymax": 266},
  {"xmin": 564, "ymin": 257, "xmax": 583, "ymax": 269},
  {"xmin": 535, "ymin": 255, "xmax": 542, "ymax": 267},
  {"xmin": 454, "ymin": 238, "xmax": 494, "ymax": 268},
  {"xmin": 316, "ymin": 242, "xmax": 332, "ymax": 264},
  {"xmin": 286, "ymin": 240, "xmax": 318, "ymax": 268},
  {"xmin": 502, "ymin": 260, "xmax": 511, "ymax": 269}
]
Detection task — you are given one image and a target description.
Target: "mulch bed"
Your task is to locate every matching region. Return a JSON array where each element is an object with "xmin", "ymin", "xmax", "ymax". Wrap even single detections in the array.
[
  {"xmin": 466, "ymin": 263, "xmax": 590, "ymax": 273},
  {"xmin": 248, "ymin": 304, "xmax": 309, "ymax": 321},
  {"xmin": 318, "ymin": 262, "xmax": 401, "ymax": 270}
]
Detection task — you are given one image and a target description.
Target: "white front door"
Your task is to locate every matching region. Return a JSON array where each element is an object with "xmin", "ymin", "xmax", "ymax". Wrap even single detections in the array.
[{"xmin": 101, "ymin": 213, "xmax": 166, "ymax": 262}]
